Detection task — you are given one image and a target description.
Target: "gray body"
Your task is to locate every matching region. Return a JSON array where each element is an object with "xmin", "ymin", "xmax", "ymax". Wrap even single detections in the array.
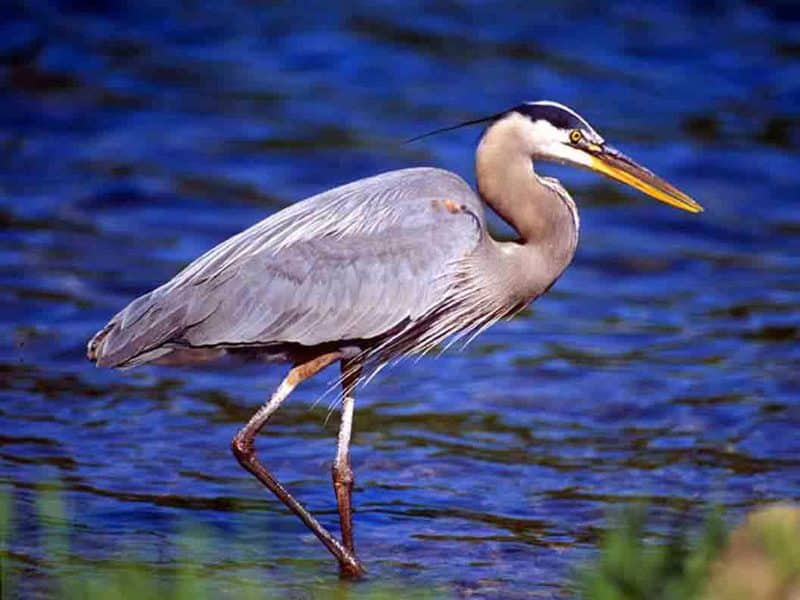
[{"xmin": 89, "ymin": 129, "xmax": 578, "ymax": 370}]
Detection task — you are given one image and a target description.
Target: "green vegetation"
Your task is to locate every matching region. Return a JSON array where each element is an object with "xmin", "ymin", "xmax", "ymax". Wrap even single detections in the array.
[
  {"xmin": 0, "ymin": 484, "xmax": 442, "ymax": 599},
  {"xmin": 578, "ymin": 504, "xmax": 800, "ymax": 600},
  {"xmin": 577, "ymin": 505, "xmax": 728, "ymax": 600},
  {"xmin": 2, "ymin": 484, "xmax": 799, "ymax": 599}
]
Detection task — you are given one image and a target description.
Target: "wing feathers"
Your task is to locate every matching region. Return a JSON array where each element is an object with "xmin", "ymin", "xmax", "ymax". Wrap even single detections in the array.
[{"xmin": 89, "ymin": 168, "xmax": 483, "ymax": 367}]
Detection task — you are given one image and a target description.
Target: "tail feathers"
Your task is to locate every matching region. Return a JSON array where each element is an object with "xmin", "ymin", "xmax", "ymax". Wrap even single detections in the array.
[
  {"xmin": 87, "ymin": 319, "xmax": 172, "ymax": 368},
  {"xmin": 87, "ymin": 294, "xmax": 190, "ymax": 368},
  {"xmin": 87, "ymin": 323, "xmax": 114, "ymax": 364},
  {"xmin": 87, "ymin": 313, "xmax": 183, "ymax": 368},
  {"xmin": 87, "ymin": 319, "xmax": 144, "ymax": 368}
]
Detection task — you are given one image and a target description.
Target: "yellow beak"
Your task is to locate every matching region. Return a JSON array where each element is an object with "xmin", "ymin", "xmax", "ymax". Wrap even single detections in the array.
[{"xmin": 588, "ymin": 146, "xmax": 703, "ymax": 213}]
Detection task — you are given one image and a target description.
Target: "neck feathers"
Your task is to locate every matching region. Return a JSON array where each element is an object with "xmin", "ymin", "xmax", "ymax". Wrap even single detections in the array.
[
  {"xmin": 474, "ymin": 113, "xmax": 579, "ymax": 295},
  {"xmin": 476, "ymin": 113, "xmax": 577, "ymax": 245}
]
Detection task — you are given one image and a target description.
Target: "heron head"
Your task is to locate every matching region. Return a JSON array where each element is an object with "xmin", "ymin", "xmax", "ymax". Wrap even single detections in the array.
[{"xmin": 506, "ymin": 100, "xmax": 703, "ymax": 213}]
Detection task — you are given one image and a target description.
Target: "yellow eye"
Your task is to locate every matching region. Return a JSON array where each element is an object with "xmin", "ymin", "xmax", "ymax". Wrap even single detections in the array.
[{"xmin": 569, "ymin": 129, "xmax": 583, "ymax": 143}]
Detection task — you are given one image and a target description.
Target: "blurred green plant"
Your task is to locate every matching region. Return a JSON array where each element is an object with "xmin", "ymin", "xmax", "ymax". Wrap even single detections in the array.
[
  {"xmin": 578, "ymin": 503, "xmax": 800, "ymax": 600},
  {"xmin": 0, "ymin": 485, "xmax": 11, "ymax": 599},
  {"xmin": 577, "ymin": 504, "xmax": 728, "ymax": 600},
  {"xmin": 3, "ymin": 483, "xmax": 799, "ymax": 600},
  {"xmin": 0, "ymin": 484, "xmax": 443, "ymax": 600}
]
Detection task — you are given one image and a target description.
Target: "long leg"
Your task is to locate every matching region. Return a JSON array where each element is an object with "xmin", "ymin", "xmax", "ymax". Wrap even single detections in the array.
[
  {"xmin": 332, "ymin": 358, "xmax": 363, "ymax": 577},
  {"xmin": 230, "ymin": 351, "xmax": 363, "ymax": 576}
]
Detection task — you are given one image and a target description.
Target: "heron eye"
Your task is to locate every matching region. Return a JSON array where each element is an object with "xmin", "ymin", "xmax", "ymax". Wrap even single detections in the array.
[{"xmin": 569, "ymin": 129, "xmax": 583, "ymax": 144}]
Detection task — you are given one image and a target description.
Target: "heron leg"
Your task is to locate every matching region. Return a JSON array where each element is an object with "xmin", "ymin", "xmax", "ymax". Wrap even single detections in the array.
[
  {"xmin": 332, "ymin": 359, "xmax": 363, "ymax": 577},
  {"xmin": 230, "ymin": 351, "xmax": 364, "ymax": 577}
]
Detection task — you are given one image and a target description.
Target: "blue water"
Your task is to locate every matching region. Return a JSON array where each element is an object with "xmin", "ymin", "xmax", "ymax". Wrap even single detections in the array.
[{"xmin": 2, "ymin": 1, "xmax": 799, "ymax": 597}]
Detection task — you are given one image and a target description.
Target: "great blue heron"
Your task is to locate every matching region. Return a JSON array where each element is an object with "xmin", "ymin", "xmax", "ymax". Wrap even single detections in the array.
[{"xmin": 87, "ymin": 100, "xmax": 702, "ymax": 577}]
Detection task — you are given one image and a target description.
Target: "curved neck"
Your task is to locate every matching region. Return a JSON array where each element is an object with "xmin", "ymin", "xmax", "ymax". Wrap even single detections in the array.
[
  {"xmin": 474, "ymin": 114, "xmax": 578, "ymax": 298},
  {"xmin": 476, "ymin": 114, "xmax": 576, "ymax": 245}
]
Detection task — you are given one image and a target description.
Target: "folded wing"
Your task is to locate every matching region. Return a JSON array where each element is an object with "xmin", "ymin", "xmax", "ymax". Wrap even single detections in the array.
[{"xmin": 88, "ymin": 168, "xmax": 484, "ymax": 367}]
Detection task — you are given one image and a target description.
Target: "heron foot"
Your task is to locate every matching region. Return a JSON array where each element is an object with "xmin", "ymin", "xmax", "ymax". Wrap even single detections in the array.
[{"xmin": 339, "ymin": 556, "xmax": 366, "ymax": 579}]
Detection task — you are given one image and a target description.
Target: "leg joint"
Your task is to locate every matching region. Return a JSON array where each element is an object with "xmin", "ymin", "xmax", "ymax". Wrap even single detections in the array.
[
  {"xmin": 231, "ymin": 430, "xmax": 254, "ymax": 462},
  {"xmin": 332, "ymin": 461, "xmax": 354, "ymax": 487}
]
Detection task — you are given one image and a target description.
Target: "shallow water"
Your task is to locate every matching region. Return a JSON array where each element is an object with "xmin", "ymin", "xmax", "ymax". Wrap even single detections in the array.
[{"xmin": 1, "ymin": 1, "xmax": 799, "ymax": 597}]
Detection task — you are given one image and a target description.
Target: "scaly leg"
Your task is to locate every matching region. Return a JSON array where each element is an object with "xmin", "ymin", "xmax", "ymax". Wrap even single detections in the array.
[
  {"xmin": 230, "ymin": 351, "xmax": 363, "ymax": 576},
  {"xmin": 332, "ymin": 359, "xmax": 363, "ymax": 577}
]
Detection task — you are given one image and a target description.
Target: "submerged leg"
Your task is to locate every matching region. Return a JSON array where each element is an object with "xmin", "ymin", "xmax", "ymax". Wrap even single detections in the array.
[
  {"xmin": 332, "ymin": 359, "xmax": 364, "ymax": 578},
  {"xmin": 230, "ymin": 351, "xmax": 362, "ymax": 576}
]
